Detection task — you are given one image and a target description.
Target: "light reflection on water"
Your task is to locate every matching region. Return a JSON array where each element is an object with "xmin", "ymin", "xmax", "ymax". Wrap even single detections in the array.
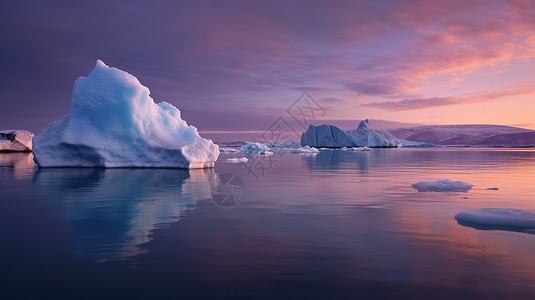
[
  {"xmin": 1, "ymin": 148, "xmax": 535, "ymax": 298},
  {"xmin": 32, "ymin": 167, "xmax": 218, "ymax": 262}
]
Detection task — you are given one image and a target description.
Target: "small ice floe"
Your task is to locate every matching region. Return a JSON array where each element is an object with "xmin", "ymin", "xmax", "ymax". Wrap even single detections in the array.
[
  {"xmin": 455, "ymin": 208, "xmax": 535, "ymax": 233},
  {"xmin": 287, "ymin": 146, "xmax": 320, "ymax": 153},
  {"xmin": 240, "ymin": 142, "xmax": 271, "ymax": 154},
  {"xmin": 350, "ymin": 146, "xmax": 372, "ymax": 151},
  {"xmin": 225, "ymin": 157, "xmax": 248, "ymax": 163},
  {"xmin": 412, "ymin": 179, "xmax": 474, "ymax": 193},
  {"xmin": 239, "ymin": 142, "xmax": 274, "ymax": 157},
  {"xmin": 219, "ymin": 147, "xmax": 239, "ymax": 153},
  {"xmin": 486, "ymin": 187, "xmax": 499, "ymax": 191}
]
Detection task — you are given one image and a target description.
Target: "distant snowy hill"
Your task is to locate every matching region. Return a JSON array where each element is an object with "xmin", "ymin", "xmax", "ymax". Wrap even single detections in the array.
[{"xmin": 389, "ymin": 125, "xmax": 535, "ymax": 146}]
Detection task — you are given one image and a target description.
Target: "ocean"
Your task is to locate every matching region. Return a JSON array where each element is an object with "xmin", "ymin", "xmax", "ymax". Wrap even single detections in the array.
[{"xmin": 1, "ymin": 147, "xmax": 535, "ymax": 299}]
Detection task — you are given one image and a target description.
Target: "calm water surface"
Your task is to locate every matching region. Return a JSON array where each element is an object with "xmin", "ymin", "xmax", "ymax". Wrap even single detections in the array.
[{"xmin": 1, "ymin": 148, "xmax": 535, "ymax": 299}]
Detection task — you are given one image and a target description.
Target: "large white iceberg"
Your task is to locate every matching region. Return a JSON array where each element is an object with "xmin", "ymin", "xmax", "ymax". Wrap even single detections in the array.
[
  {"xmin": 33, "ymin": 60, "xmax": 219, "ymax": 168},
  {"xmin": 0, "ymin": 130, "xmax": 34, "ymax": 152},
  {"xmin": 455, "ymin": 208, "xmax": 535, "ymax": 232},
  {"xmin": 300, "ymin": 119, "xmax": 401, "ymax": 148},
  {"xmin": 412, "ymin": 179, "xmax": 474, "ymax": 192}
]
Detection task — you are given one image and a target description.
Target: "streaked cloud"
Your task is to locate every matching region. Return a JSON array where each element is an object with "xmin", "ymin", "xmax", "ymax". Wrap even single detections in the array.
[
  {"xmin": 0, "ymin": 0, "xmax": 534, "ymax": 131},
  {"xmin": 362, "ymin": 81, "xmax": 535, "ymax": 111}
]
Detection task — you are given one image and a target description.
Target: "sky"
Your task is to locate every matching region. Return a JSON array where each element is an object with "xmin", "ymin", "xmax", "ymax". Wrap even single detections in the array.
[{"xmin": 1, "ymin": 0, "xmax": 534, "ymax": 134}]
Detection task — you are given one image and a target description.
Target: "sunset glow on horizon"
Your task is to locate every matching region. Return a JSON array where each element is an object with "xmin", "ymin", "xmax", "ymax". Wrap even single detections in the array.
[{"xmin": 1, "ymin": 0, "xmax": 534, "ymax": 132}]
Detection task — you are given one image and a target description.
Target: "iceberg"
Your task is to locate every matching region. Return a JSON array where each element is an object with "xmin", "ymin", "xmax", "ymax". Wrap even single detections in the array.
[
  {"xmin": 33, "ymin": 60, "xmax": 219, "ymax": 168},
  {"xmin": 300, "ymin": 119, "xmax": 401, "ymax": 148},
  {"xmin": 412, "ymin": 179, "xmax": 474, "ymax": 192},
  {"xmin": 455, "ymin": 208, "xmax": 535, "ymax": 233},
  {"xmin": 0, "ymin": 130, "xmax": 34, "ymax": 152}
]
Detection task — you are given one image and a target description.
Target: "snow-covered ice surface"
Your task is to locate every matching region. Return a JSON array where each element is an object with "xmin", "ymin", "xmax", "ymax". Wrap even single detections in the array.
[
  {"xmin": 301, "ymin": 119, "xmax": 401, "ymax": 148},
  {"xmin": 455, "ymin": 208, "xmax": 535, "ymax": 233},
  {"xmin": 0, "ymin": 130, "xmax": 34, "ymax": 152},
  {"xmin": 412, "ymin": 179, "xmax": 474, "ymax": 193},
  {"xmin": 390, "ymin": 124, "xmax": 534, "ymax": 146},
  {"xmin": 225, "ymin": 157, "xmax": 248, "ymax": 163},
  {"xmin": 32, "ymin": 60, "xmax": 219, "ymax": 168}
]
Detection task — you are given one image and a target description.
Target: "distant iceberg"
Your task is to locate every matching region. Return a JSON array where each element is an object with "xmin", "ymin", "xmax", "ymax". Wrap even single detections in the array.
[
  {"xmin": 33, "ymin": 60, "xmax": 219, "ymax": 168},
  {"xmin": 412, "ymin": 179, "xmax": 473, "ymax": 192},
  {"xmin": 455, "ymin": 208, "xmax": 535, "ymax": 233},
  {"xmin": 0, "ymin": 130, "xmax": 34, "ymax": 152},
  {"xmin": 300, "ymin": 119, "xmax": 401, "ymax": 148}
]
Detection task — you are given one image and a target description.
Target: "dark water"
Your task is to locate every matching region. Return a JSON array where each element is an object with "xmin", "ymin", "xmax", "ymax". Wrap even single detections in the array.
[{"xmin": 1, "ymin": 148, "xmax": 535, "ymax": 299}]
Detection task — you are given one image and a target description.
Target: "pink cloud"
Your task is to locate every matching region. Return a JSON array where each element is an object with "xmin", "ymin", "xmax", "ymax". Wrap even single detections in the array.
[{"xmin": 361, "ymin": 80, "xmax": 535, "ymax": 111}]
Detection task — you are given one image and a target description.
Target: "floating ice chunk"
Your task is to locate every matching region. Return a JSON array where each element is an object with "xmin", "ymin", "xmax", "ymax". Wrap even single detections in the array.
[
  {"xmin": 219, "ymin": 147, "xmax": 239, "ymax": 153},
  {"xmin": 339, "ymin": 146, "xmax": 372, "ymax": 151},
  {"xmin": 225, "ymin": 157, "xmax": 248, "ymax": 163},
  {"xmin": 287, "ymin": 146, "xmax": 320, "ymax": 153},
  {"xmin": 412, "ymin": 179, "xmax": 474, "ymax": 192},
  {"xmin": 240, "ymin": 142, "xmax": 271, "ymax": 154},
  {"xmin": 240, "ymin": 141, "xmax": 319, "ymax": 156},
  {"xmin": 455, "ymin": 208, "xmax": 535, "ymax": 232},
  {"xmin": 0, "ymin": 130, "xmax": 34, "ymax": 152},
  {"xmin": 32, "ymin": 60, "xmax": 219, "ymax": 168}
]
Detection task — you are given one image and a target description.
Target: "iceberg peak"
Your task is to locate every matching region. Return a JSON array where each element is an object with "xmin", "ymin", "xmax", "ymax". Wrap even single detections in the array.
[
  {"xmin": 357, "ymin": 119, "xmax": 369, "ymax": 130},
  {"xmin": 95, "ymin": 59, "xmax": 108, "ymax": 68},
  {"xmin": 33, "ymin": 61, "xmax": 219, "ymax": 168}
]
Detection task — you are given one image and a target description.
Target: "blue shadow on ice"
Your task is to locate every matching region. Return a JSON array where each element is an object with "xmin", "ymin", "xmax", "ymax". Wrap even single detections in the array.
[
  {"xmin": 455, "ymin": 219, "xmax": 535, "ymax": 234},
  {"xmin": 455, "ymin": 208, "xmax": 535, "ymax": 234}
]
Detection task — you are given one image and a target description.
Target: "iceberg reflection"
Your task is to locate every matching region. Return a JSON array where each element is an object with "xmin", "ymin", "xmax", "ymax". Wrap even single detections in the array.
[
  {"xmin": 0, "ymin": 153, "xmax": 36, "ymax": 179},
  {"xmin": 302, "ymin": 149, "xmax": 369, "ymax": 171},
  {"xmin": 33, "ymin": 168, "xmax": 218, "ymax": 262}
]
